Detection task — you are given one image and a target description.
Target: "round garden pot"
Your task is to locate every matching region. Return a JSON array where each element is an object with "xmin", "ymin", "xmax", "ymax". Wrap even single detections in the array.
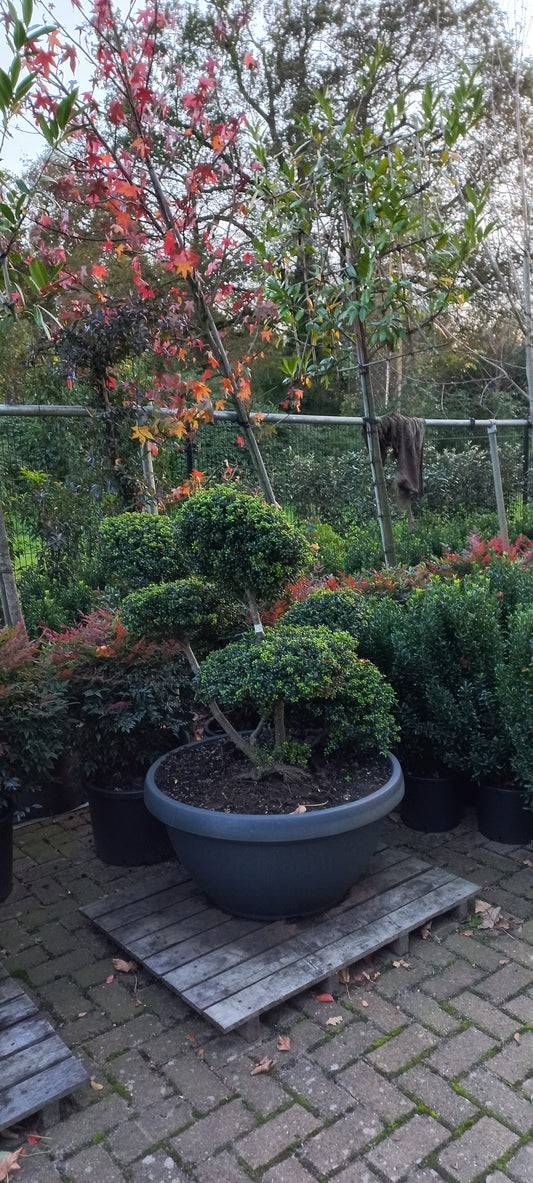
[
  {"xmin": 477, "ymin": 782, "xmax": 533, "ymax": 845},
  {"xmin": 401, "ymin": 773, "xmax": 461, "ymax": 833},
  {"xmin": 0, "ymin": 804, "xmax": 14, "ymax": 903},
  {"xmin": 144, "ymin": 739, "xmax": 404, "ymax": 920},
  {"xmin": 87, "ymin": 783, "xmax": 174, "ymax": 867}
]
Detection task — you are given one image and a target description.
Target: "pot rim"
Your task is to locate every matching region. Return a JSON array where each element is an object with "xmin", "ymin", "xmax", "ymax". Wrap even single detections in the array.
[{"xmin": 144, "ymin": 737, "xmax": 404, "ymax": 842}]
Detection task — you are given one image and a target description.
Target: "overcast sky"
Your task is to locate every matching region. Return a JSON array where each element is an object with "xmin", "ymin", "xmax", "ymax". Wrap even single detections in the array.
[{"xmin": 1, "ymin": 0, "xmax": 532, "ymax": 174}]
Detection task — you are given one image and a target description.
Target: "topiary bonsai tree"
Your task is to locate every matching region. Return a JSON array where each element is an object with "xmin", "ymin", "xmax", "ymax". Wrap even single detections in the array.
[
  {"xmin": 118, "ymin": 485, "xmax": 398, "ymax": 781},
  {"xmin": 97, "ymin": 512, "xmax": 186, "ymax": 592}
]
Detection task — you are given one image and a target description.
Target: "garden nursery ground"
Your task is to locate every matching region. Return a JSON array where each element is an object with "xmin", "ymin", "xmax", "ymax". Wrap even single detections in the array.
[{"xmin": 2, "ymin": 804, "xmax": 533, "ymax": 1183}]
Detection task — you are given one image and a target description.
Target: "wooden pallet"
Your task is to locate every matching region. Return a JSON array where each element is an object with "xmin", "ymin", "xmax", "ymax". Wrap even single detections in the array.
[
  {"xmin": 81, "ymin": 849, "xmax": 478, "ymax": 1033},
  {"xmin": 0, "ymin": 971, "xmax": 89, "ymax": 1131}
]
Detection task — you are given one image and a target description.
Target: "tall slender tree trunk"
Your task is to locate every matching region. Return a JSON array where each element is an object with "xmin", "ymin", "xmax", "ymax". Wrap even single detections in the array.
[
  {"xmin": 353, "ymin": 320, "xmax": 396, "ymax": 565},
  {"xmin": 0, "ymin": 493, "xmax": 24, "ymax": 630}
]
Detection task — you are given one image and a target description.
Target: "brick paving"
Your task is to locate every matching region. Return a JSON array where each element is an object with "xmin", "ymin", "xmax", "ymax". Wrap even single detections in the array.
[{"xmin": 2, "ymin": 808, "xmax": 533, "ymax": 1182}]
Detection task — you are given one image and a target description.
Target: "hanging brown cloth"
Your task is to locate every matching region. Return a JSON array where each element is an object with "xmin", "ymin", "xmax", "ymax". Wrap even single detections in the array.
[{"xmin": 377, "ymin": 412, "xmax": 426, "ymax": 530}]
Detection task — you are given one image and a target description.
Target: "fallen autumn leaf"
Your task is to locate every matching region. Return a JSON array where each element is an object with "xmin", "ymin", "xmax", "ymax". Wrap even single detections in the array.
[
  {"xmin": 90, "ymin": 1080, "xmax": 104, "ymax": 1091},
  {"xmin": 277, "ymin": 1036, "xmax": 291, "ymax": 1051},
  {"xmin": 316, "ymin": 993, "xmax": 334, "ymax": 1002},
  {"xmin": 326, "ymin": 1016, "xmax": 343, "ymax": 1026},
  {"xmin": 0, "ymin": 1149, "xmax": 24, "ymax": 1180},
  {"xmin": 250, "ymin": 1056, "xmax": 276, "ymax": 1075},
  {"xmin": 112, "ymin": 958, "xmax": 137, "ymax": 974}
]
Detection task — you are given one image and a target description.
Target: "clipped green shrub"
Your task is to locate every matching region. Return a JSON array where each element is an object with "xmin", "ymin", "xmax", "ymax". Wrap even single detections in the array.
[
  {"xmin": 304, "ymin": 521, "xmax": 347, "ymax": 575},
  {"xmin": 121, "ymin": 579, "xmax": 236, "ymax": 646},
  {"xmin": 0, "ymin": 624, "xmax": 66, "ymax": 812},
  {"xmin": 281, "ymin": 588, "xmax": 369, "ymax": 640},
  {"xmin": 18, "ymin": 570, "xmax": 94, "ymax": 636},
  {"xmin": 497, "ymin": 607, "xmax": 533, "ymax": 802},
  {"xmin": 198, "ymin": 625, "xmax": 398, "ymax": 756},
  {"xmin": 97, "ymin": 512, "xmax": 185, "ymax": 590},
  {"xmin": 176, "ymin": 485, "xmax": 312, "ymax": 603}
]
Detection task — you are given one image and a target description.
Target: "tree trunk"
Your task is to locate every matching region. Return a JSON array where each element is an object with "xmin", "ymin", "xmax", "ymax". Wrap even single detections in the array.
[
  {"xmin": 0, "ymin": 493, "xmax": 24, "ymax": 630},
  {"xmin": 353, "ymin": 320, "xmax": 397, "ymax": 565}
]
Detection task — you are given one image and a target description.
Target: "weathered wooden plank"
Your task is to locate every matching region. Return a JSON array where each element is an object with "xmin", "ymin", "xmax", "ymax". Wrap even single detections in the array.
[
  {"xmin": 82, "ymin": 864, "xmax": 188, "ymax": 920},
  {"xmin": 0, "ymin": 1034, "xmax": 70, "ymax": 1091},
  {"xmin": 0, "ymin": 978, "xmax": 25, "ymax": 1005},
  {"xmin": 0, "ymin": 1057, "xmax": 88, "ymax": 1130},
  {"xmin": 110, "ymin": 892, "xmax": 222, "ymax": 946},
  {"xmin": 156, "ymin": 917, "xmax": 299, "ymax": 983},
  {"xmin": 203, "ymin": 877, "xmax": 477, "ymax": 1030},
  {"xmin": 178, "ymin": 864, "xmax": 454, "ymax": 1007},
  {"xmin": 141, "ymin": 912, "xmax": 262, "ymax": 970},
  {"xmin": 0, "ymin": 1016, "xmax": 52, "ymax": 1060},
  {"xmin": 89, "ymin": 880, "xmax": 200, "ymax": 934},
  {"xmin": 0, "ymin": 994, "xmax": 38, "ymax": 1032}
]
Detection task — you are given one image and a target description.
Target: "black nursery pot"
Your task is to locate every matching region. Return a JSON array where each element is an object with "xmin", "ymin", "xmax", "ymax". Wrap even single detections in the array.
[
  {"xmin": 87, "ymin": 783, "xmax": 174, "ymax": 867},
  {"xmin": 0, "ymin": 804, "xmax": 14, "ymax": 903},
  {"xmin": 477, "ymin": 782, "xmax": 533, "ymax": 845},
  {"xmin": 401, "ymin": 773, "xmax": 462, "ymax": 833}
]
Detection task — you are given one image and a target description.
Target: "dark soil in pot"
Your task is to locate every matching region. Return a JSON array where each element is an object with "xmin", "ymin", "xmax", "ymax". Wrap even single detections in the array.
[
  {"xmin": 0, "ymin": 804, "xmax": 14, "ymax": 903},
  {"xmin": 155, "ymin": 737, "xmax": 391, "ymax": 814},
  {"xmin": 477, "ymin": 781, "xmax": 533, "ymax": 844}
]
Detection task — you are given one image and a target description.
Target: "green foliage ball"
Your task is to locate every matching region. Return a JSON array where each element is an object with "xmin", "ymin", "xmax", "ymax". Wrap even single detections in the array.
[
  {"xmin": 176, "ymin": 485, "xmax": 312, "ymax": 603},
  {"xmin": 497, "ymin": 606, "xmax": 533, "ymax": 803},
  {"xmin": 198, "ymin": 624, "xmax": 398, "ymax": 755},
  {"xmin": 120, "ymin": 579, "xmax": 232, "ymax": 644},
  {"xmin": 97, "ymin": 513, "xmax": 185, "ymax": 591},
  {"xmin": 281, "ymin": 588, "xmax": 369, "ymax": 638}
]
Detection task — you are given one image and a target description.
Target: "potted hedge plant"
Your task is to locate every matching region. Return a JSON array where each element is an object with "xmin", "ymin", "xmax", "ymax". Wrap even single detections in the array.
[
  {"xmin": 472, "ymin": 604, "xmax": 533, "ymax": 844},
  {"xmin": 119, "ymin": 486, "xmax": 403, "ymax": 919},
  {"xmin": 0, "ymin": 624, "xmax": 65, "ymax": 899},
  {"xmin": 42, "ymin": 608, "xmax": 193, "ymax": 866}
]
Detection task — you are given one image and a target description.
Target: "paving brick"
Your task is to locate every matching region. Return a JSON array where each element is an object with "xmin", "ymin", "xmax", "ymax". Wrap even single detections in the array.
[
  {"xmin": 400, "ymin": 1065, "xmax": 478, "ymax": 1128},
  {"xmin": 476, "ymin": 963, "xmax": 533, "ymax": 1003},
  {"xmin": 367, "ymin": 1022, "xmax": 438, "ymax": 1074},
  {"xmin": 88, "ymin": 979, "xmax": 140, "ymax": 1022},
  {"xmin": 135, "ymin": 1098, "xmax": 193, "ymax": 1141},
  {"xmin": 194, "ymin": 1151, "xmax": 255, "ymax": 1183},
  {"xmin": 438, "ymin": 1116, "xmax": 519, "ymax": 1183},
  {"xmin": 504, "ymin": 993, "xmax": 533, "ymax": 1025},
  {"xmin": 336, "ymin": 1060, "xmax": 414, "ymax": 1121},
  {"xmin": 311, "ymin": 1021, "xmax": 382, "ymax": 1071},
  {"xmin": 489, "ymin": 1030, "xmax": 533, "ymax": 1083},
  {"xmin": 160, "ymin": 1057, "xmax": 230, "ymax": 1112},
  {"xmin": 502, "ymin": 869, "xmax": 533, "ymax": 898},
  {"xmin": 86, "ymin": 1014, "xmax": 164, "ymax": 1063},
  {"xmin": 279, "ymin": 1055, "xmax": 352, "ymax": 1116},
  {"xmin": 451, "ymin": 990, "xmax": 518, "ymax": 1039},
  {"xmin": 303, "ymin": 1106, "xmax": 382, "ymax": 1173},
  {"xmin": 421, "ymin": 961, "xmax": 485, "ymax": 1001},
  {"xmin": 27, "ymin": 946, "xmax": 94, "ymax": 986},
  {"xmin": 401, "ymin": 991, "xmax": 462, "ymax": 1035},
  {"xmin": 463, "ymin": 1066, "xmax": 533, "ymax": 1134},
  {"xmin": 352, "ymin": 993, "xmax": 409, "ymax": 1032},
  {"xmin": 107, "ymin": 1049, "xmax": 177, "ymax": 1106},
  {"xmin": 171, "ymin": 1099, "xmax": 255, "ymax": 1164},
  {"xmin": 486, "ymin": 1175, "xmax": 513, "ymax": 1183},
  {"xmin": 261, "ymin": 1161, "xmax": 321, "ymax": 1183},
  {"xmin": 106, "ymin": 1118, "xmax": 156, "ymax": 1165},
  {"xmin": 444, "ymin": 933, "xmax": 506, "ymax": 970},
  {"xmin": 222, "ymin": 1053, "xmax": 289, "ymax": 1116},
  {"xmin": 47, "ymin": 1094, "xmax": 130, "ymax": 1153},
  {"xmin": 507, "ymin": 1142, "xmax": 533, "ymax": 1182},
  {"xmin": 366, "ymin": 1114, "xmax": 448, "ymax": 1182},
  {"xmin": 376, "ymin": 957, "xmax": 433, "ymax": 999},
  {"xmin": 129, "ymin": 1150, "xmax": 190, "ymax": 1182},
  {"xmin": 38, "ymin": 977, "xmax": 91, "ymax": 1022},
  {"xmin": 426, "ymin": 1026, "xmax": 496, "ymax": 1079},
  {"xmin": 411, "ymin": 937, "xmax": 456, "ymax": 968},
  {"xmin": 327, "ymin": 1165, "xmax": 380, "ymax": 1183},
  {"xmin": 63, "ymin": 1143, "xmax": 125, "ymax": 1183},
  {"xmin": 236, "ymin": 1105, "xmax": 320, "ymax": 1170}
]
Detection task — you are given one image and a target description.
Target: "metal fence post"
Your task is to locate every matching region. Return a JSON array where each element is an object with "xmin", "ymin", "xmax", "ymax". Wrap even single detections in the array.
[
  {"xmin": 523, "ymin": 421, "xmax": 531, "ymax": 506},
  {"xmin": 487, "ymin": 421, "xmax": 509, "ymax": 546}
]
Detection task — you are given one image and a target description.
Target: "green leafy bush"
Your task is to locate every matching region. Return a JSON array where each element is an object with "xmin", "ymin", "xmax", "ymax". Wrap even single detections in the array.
[
  {"xmin": 198, "ymin": 625, "xmax": 398, "ymax": 756},
  {"xmin": 387, "ymin": 576, "xmax": 503, "ymax": 776},
  {"xmin": 304, "ymin": 521, "xmax": 347, "ymax": 575},
  {"xmin": 281, "ymin": 588, "xmax": 369, "ymax": 639},
  {"xmin": 497, "ymin": 607, "xmax": 533, "ymax": 803},
  {"xmin": 97, "ymin": 512, "xmax": 185, "ymax": 591},
  {"xmin": 42, "ymin": 610, "xmax": 193, "ymax": 787},
  {"xmin": 18, "ymin": 570, "xmax": 94, "ymax": 636},
  {"xmin": 0, "ymin": 624, "xmax": 66, "ymax": 813},
  {"xmin": 176, "ymin": 485, "xmax": 312, "ymax": 603},
  {"xmin": 121, "ymin": 579, "xmax": 237, "ymax": 646}
]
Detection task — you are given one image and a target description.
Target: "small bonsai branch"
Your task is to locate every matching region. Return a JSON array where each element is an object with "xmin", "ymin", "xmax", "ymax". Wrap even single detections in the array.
[
  {"xmin": 181, "ymin": 639, "xmax": 257, "ymax": 762},
  {"xmin": 246, "ymin": 587, "xmax": 265, "ymax": 643},
  {"xmin": 250, "ymin": 715, "xmax": 267, "ymax": 745},
  {"xmin": 273, "ymin": 698, "xmax": 286, "ymax": 751}
]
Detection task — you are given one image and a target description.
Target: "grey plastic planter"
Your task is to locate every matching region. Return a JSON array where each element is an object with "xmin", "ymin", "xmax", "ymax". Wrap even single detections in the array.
[{"xmin": 144, "ymin": 739, "xmax": 404, "ymax": 919}]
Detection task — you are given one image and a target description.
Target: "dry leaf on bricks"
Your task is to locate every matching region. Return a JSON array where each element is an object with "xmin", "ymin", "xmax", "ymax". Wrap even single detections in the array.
[
  {"xmin": 90, "ymin": 1080, "xmax": 104, "ymax": 1091},
  {"xmin": 250, "ymin": 1056, "xmax": 276, "ymax": 1075},
  {"xmin": 392, "ymin": 960, "xmax": 411, "ymax": 969},
  {"xmin": 277, "ymin": 1036, "xmax": 291, "ymax": 1051},
  {"xmin": 316, "ymin": 993, "xmax": 334, "ymax": 1002},
  {"xmin": 0, "ymin": 1149, "xmax": 24, "ymax": 1180},
  {"xmin": 112, "ymin": 958, "xmax": 137, "ymax": 974},
  {"xmin": 326, "ymin": 1016, "xmax": 344, "ymax": 1027},
  {"xmin": 339, "ymin": 968, "xmax": 351, "ymax": 984}
]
